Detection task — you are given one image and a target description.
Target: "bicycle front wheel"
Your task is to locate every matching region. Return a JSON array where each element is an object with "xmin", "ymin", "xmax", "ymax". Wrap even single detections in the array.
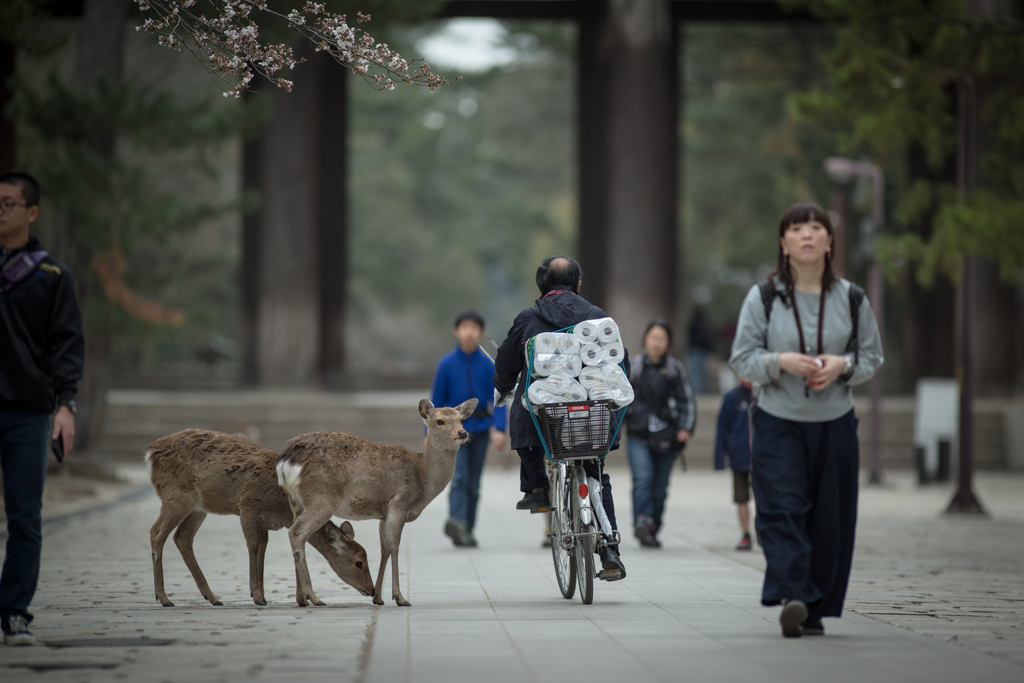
[{"xmin": 550, "ymin": 464, "xmax": 576, "ymax": 599}]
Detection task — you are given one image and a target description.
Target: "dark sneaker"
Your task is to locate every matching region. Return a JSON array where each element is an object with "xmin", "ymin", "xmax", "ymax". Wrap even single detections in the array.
[
  {"xmin": 516, "ymin": 488, "xmax": 549, "ymax": 512},
  {"xmin": 780, "ymin": 600, "xmax": 808, "ymax": 638},
  {"xmin": 635, "ymin": 516, "xmax": 658, "ymax": 547},
  {"xmin": 736, "ymin": 533, "xmax": 752, "ymax": 551},
  {"xmin": 462, "ymin": 530, "xmax": 478, "ymax": 548},
  {"xmin": 598, "ymin": 546, "xmax": 626, "ymax": 581},
  {"xmin": 802, "ymin": 617, "xmax": 825, "ymax": 636},
  {"xmin": 444, "ymin": 520, "xmax": 467, "ymax": 547},
  {"xmin": 3, "ymin": 614, "xmax": 36, "ymax": 646}
]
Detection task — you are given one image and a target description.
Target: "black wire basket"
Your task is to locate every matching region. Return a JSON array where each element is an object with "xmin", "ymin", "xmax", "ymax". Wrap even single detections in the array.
[{"xmin": 536, "ymin": 400, "xmax": 618, "ymax": 459}]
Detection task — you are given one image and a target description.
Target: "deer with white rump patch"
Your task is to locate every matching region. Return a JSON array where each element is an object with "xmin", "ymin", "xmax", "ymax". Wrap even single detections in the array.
[
  {"xmin": 277, "ymin": 398, "xmax": 477, "ymax": 606},
  {"xmin": 147, "ymin": 429, "xmax": 376, "ymax": 607}
]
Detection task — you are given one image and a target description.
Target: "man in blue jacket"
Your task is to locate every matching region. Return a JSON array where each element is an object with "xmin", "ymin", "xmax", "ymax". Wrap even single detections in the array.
[
  {"xmin": 714, "ymin": 378, "xmax": 755, "ymax": 551},
  {"xmin": 431, "ymin": 310, "xmax": 507, "ymax": 548},
  {"xmin": 493, "ymin": 256, "xmax": 628, "ymax": 579}
]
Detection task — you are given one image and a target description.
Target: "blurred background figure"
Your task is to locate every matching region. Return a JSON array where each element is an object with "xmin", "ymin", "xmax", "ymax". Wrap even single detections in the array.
[
  {"xmin": 714, "ymin": 377, "xmax": 756, "ymax": 551},
  {"xmin": 430, "ymin": 310, "xmax": 506, "ymax": 548},
  {"xmin": 626, "ymin": 320, "xmax": 696, "ymax": 548},
  {"xmin": 686, "ymin": 307, "xmax": 715, "ymax": 394}
]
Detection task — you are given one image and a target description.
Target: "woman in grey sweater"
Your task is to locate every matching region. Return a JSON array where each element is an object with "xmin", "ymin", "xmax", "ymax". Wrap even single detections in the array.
[{"xmin": 729, "ymin": 202, "xmax": 883, "ymax": 638}]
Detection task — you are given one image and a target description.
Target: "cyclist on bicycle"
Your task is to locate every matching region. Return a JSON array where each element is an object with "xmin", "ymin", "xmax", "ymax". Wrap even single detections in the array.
[{"xmin": 493, "ymin": 255, "xmax": 627, "ymax": 579}]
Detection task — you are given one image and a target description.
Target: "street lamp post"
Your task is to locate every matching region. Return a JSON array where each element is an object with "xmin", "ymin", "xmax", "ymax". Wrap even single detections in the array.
[{"xmin": 824, "ymin": 157, "xmax": 885, "ymax": 484}]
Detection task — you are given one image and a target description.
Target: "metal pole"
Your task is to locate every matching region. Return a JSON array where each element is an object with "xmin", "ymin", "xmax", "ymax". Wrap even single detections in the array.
[
  {"xmin": 947, "ymin": 75, "xmax": 984, "ymax": 515},
  {"xmin": 867, "ymin": 167, "xmax": 885, "ymax": 484}
]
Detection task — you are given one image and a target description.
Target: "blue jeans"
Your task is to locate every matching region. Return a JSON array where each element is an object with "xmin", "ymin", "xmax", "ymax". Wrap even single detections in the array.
[
  {"xmin": 449, "ymin": 431, "xmax": 489, "ymax": 531},
  {"xmin": 0, "ymin": 409, "xmax": 51, "ymax": 625},
  {"xmin": 627, "ymin": 437, "xmax": 678, "ymax": 530}
]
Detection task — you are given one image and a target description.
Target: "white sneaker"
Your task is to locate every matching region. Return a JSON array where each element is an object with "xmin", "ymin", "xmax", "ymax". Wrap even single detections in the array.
[{"xmin": 3, "ymin": 615, "xmax": 36, "ymax": 646}]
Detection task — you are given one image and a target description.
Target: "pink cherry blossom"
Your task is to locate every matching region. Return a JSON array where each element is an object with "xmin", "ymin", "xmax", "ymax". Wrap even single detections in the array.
[{"xmin": 135, "ymin": 1, "xmax": 458, "ymax": 98}]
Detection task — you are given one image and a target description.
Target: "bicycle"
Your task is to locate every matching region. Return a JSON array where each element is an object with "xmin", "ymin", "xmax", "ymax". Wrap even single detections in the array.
[{"xmin": 523, "ymin": 334, "xmax": 628, "ymax": 605}]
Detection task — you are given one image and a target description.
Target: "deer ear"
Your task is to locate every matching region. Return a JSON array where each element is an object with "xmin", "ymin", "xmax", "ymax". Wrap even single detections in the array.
[
  {"xmin": 340, "ymin": 521, "xmax": 355, "ymax": 540},
  {"xmin": 419, "ymin": 399, "xmax": 435, "ymax": 421},
  {"xmin": 457, "ymin": 398, "xmax": 479, "ymax": 420}
]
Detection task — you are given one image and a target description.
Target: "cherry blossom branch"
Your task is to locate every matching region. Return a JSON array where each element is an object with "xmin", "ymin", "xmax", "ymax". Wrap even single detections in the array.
[{"xmin": 135, "ymin": 1, "xmax": 457, "ymax": 98}]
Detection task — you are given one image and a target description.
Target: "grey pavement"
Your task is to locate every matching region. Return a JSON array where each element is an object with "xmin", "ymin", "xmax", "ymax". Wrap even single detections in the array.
[{"xmin": 1, "ymin": 465, "xmax": 1023, "ymax": 683}]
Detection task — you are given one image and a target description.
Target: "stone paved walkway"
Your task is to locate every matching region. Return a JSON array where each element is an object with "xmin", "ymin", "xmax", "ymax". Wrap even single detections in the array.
[{"xmin": 0, "ymin": 465, "xmax": 1022, "ymax": 683}]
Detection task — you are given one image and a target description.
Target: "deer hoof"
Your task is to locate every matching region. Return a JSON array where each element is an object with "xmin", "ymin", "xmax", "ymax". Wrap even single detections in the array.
[
  {"xmin": 372, "ymin": 595, "xmax": 385, "ymax": 606},
  {"xmin": 313, "ymin": 599, "xmax": 326, "ymax": 607},
  {"xmin": 161, "ymin": 600, "xmax": 174, "ymax": 607},
  {"xmin": 394, "ymin": 597, "xmax": 411, "ymax": 607},
  {"xmin": 254, "ymin": 598, "xmax": 267, "ymax": 606},
  {"xmin": 212, "ymin": 600, "xmax": 224, "ymax": 606}
]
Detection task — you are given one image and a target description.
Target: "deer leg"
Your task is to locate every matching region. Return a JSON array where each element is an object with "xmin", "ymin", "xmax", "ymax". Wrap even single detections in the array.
[
  {"xmin": 256, "ymin": 528, "xmax": 269, "ymax": 604},
  {"xmin": 288, "ymin": 505, "xmax": 333, "ymax": 607},
  {"xmin": 150, "ymin": 495, "xmax": 194, "ymax": 607},
  {"xmin": 241, "ymin": 515, "xmax": 268, "ymax": 606},
  {"xmin": 384, "ymin": 514, "xmax": 410, "ymax": 607},
  {"xmin": 173, "ymin": 509, "xmax": 220, "ymax": 605},
  {"xmin": 372, "ymin": 519, "xmax": 389, "ymax": 606}
]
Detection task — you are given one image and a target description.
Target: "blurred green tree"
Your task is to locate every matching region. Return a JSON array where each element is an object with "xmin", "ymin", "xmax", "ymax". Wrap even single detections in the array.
[{"xmin": 783, "ymin": 0, "xmax": 1024, "ymax": 285}]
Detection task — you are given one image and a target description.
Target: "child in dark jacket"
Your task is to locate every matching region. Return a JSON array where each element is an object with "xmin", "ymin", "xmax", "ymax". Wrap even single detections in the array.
[{"xmin": 714, "ymin": 379, "xmax": 755, "ymax": 550}]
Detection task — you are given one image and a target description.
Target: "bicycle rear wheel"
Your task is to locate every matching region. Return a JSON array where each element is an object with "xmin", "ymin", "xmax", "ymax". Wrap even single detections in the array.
[
  {"xmin": 550, "ymin": 464, "xmax": 576, "ymax": 599},
  {"xmin": 571, "ymin": 466, "xmax": 595, "ymax": 605}
]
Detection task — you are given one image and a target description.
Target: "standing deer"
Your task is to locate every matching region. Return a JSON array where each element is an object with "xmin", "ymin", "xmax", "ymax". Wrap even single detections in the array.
[
  {"xmin": 277, "ymin": 398, "xmax": 477, "ymax": 607},
  {"xmin": 147, "ymin": 429, "xmax": 376, "ymax": 607}
]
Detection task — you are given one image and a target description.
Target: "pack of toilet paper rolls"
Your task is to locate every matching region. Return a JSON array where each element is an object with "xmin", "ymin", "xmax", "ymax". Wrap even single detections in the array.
[
  {"xmin": 532, "ymin": 353, "xmax": 584, "ymax": 378},
  {"xmin": 525, "ymin": 317, "xmax": 634, "ymax": 408},
  {"xmin": 532, "ymin": 332, "xmax": 580, "ymax": 355},
  {"xmin": 527, "ymin": 374, "xmax": 589, "ymax": 408},
  {"xmin": 578, "ymin": 365, "xmax": 635, "ymax": 407},
  {"xmin": 579, "ymin": 341, "xmax": 625, "ymax": 367},
  {"xmin": 572, "ymin": 317, "xmax": 620, "ymax": 346}
]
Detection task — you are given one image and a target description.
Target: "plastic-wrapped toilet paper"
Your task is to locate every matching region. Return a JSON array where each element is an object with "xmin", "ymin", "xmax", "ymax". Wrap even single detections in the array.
[
  {"xmin": 578, "ymin": 365, "xmax": 635, "ymax": 407},
  {"xmin": 532, "ymin": 332, "xmax": 580, "ymax": 355},
  {"xmin": 579, "ymin": 341, "xmax": 625, "ymax": 367},
  {"xmin": 572, "ymin": 317, "xmax": 620, "ymax": 345},
  {"xmin": 531, "ymin": 353, "xmax": 584, "ymax": 378},
  {"xmin": 527, "ymin": 375, "xmax": 589, "ymax": 408}
]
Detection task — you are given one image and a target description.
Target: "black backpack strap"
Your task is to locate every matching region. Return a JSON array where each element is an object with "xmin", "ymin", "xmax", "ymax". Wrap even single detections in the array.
[
  {"xmin": 758, "ymin": 282, "xmax": 776, "ymax": 323},
  {"xmin": 758, "ymin": 281, "xmax": 780, "ymax": 349},
  {"xmin": 845, "ymin": 283, "xmax": 865, "ymax": 364}
]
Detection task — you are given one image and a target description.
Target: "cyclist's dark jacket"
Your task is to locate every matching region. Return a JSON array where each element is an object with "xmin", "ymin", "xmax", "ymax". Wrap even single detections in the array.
[
  {"xmin": 0, "ymin": 236, "xmax": 85, "ymax": 413},
  {"xmin": 493, "ymin": 288, "xmax": 630, "ymax": 451}
]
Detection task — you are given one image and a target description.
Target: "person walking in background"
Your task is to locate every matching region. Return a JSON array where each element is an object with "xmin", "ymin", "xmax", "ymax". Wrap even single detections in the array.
[
  {"xmin": 626, "ymin": 320, "xmax": 696, "ymax": 548},
  {"xmin": 686, "ymin": 307, "xmax": 715, "ymax": 393},
  {"xmin": 714, "ymin": 378, "xmax": 756, "ymax": 551},
  {"xmin": 431, "ymin": 310, "xmax": 507, "ymax": 548},
  {"xmin": 0, "ymin": 173, "xmax": 84, "ymax": 646},
  {"xmin": 730, "ymin": 202, "xmax": 883, "ymax": 638}
]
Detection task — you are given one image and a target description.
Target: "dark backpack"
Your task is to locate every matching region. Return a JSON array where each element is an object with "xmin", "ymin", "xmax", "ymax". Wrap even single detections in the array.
[{"xmin": 757, "ymin": 280, "xmax": 865, "ymax": 364}]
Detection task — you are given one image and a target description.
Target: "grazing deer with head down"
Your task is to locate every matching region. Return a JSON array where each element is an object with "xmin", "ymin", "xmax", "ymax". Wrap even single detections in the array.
[
  {"xmin": 277, "ymin": 398, "xmax": 477, "ymax": 607},
  {"xmin": 147, "ymin": 429, "xmax": 375, "ymax": 607}
]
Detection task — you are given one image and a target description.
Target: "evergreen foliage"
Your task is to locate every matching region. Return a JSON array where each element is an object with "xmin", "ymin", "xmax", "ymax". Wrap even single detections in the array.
[
  {"xmin": 10, "ymin": 73, "xmax": 253, "ymax": 343},
  {"xmin": 783, "ymin": 0, "xmax": 1024, "ymax": 285}
]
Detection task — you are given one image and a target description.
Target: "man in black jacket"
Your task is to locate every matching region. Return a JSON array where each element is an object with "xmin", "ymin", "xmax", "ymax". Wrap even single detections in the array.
[
  {"xmin": 0, "ymin": 173, "xmax": 84, "ymax": 646},
  {"xmin": 493, "ymin": 256, "xmax": 627, "ymax": 579}
]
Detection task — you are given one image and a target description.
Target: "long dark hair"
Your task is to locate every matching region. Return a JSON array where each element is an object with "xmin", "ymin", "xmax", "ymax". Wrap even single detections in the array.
[{"xmin": 768, "ymin": 202, "xmax": 838, "ymax": 293}]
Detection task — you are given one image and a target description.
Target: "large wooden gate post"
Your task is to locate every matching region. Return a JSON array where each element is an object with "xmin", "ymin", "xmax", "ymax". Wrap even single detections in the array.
[{"xmin": 579, "ymin": 0, "xmax": 679, "ymax": 347}]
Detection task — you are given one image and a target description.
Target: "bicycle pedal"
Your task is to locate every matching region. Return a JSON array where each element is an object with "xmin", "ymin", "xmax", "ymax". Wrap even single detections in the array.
[
  {"xmin": 529, "ymin": 507, "xmax": 550, "ymax": 514},
  {"xmin": 598, "ymin": 569, "xmax": 623, "ymax": 581}
]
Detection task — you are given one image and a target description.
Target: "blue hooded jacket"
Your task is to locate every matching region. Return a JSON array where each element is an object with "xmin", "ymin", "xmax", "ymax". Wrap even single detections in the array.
[
  {"xmin": 431, "ymin": 346, "xmax": 507, "ymax": 434},
  {"xmin": 714, "ymin": 384, "xmax": 753, "ymax": 472}
]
